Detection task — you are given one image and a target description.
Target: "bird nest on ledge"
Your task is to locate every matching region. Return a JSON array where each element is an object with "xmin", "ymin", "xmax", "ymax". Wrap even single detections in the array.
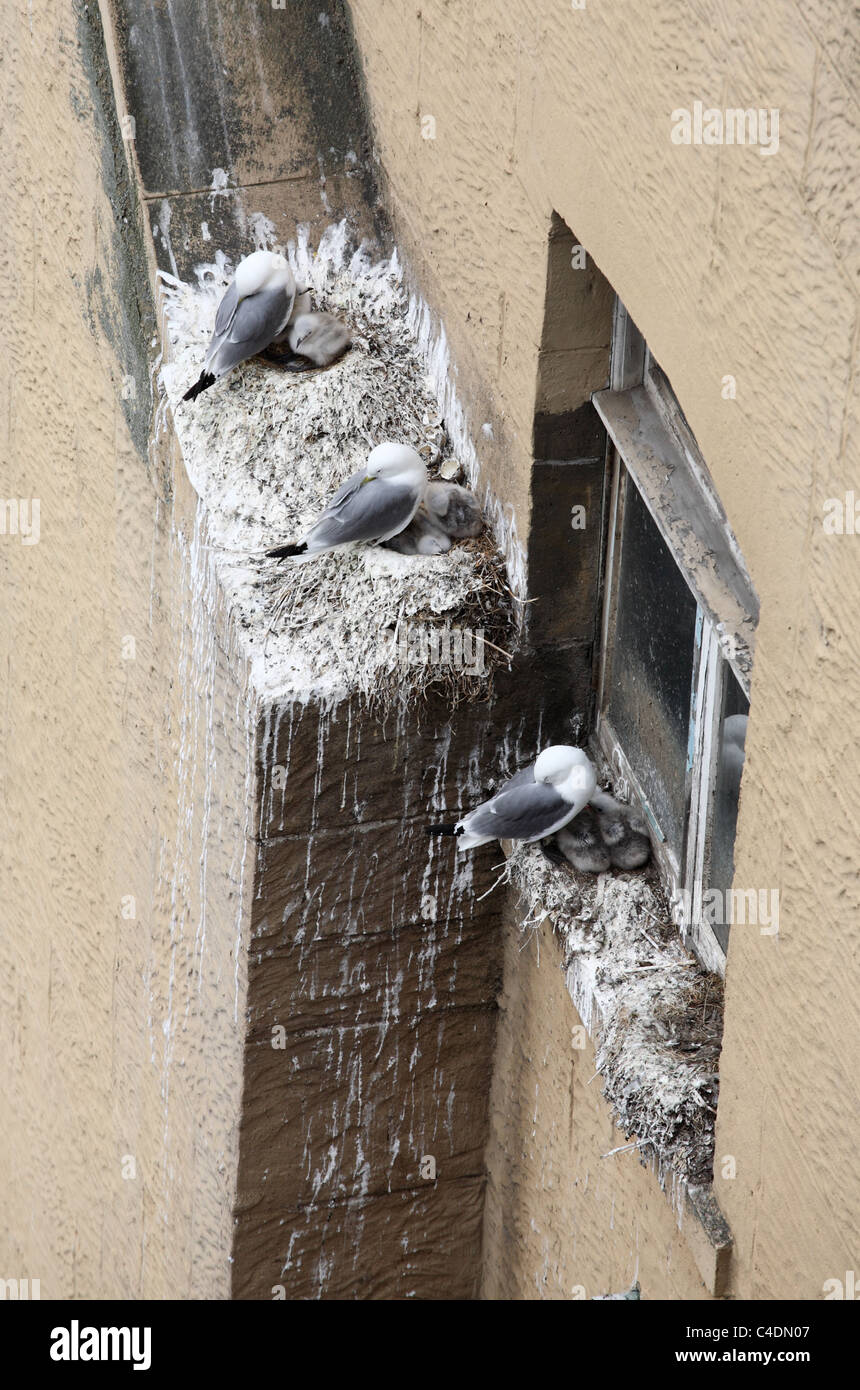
[{"xmin": 157, "ymin": 220, "xmax": 517, "ymax": 715}]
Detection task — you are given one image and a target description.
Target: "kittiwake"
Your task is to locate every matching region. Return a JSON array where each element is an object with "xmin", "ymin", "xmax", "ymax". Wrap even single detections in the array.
[
  {"xmin": 385, "ymin": 481, "xmax": 483, "ymax": 556},
  {"xmin": 429, "ymin": 746, "xmax": 596, "ymax": 851},
  {"xmin": 555, "ymin": 808, "xmax": 612, "ymax": 873},
  {"xmin": 589, "ymin": 790, "xmax": 652, "ymax": 869},
  {"xmin": 719, "ymin": 713, "xmax": 748, "ymax": 798},
  {"xmin": 182, "ymin": 249, "xmax": 297, "ymax": 401},
  {"xmin": 280, "ymin": 310, "xmax": 352, "ymax": 371},
  {"xmin": 266, "ymin": 442, "xmax": 427, "ymax": 560}
]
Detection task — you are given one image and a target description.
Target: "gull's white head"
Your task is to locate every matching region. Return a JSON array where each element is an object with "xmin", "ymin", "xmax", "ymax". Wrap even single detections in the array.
[
  {"xmin": 533, "ymin": 746, "xmax": 595, "ymax": 800},
  {"xmin": 364, "ymin": 443, "xmax": 427, "ymax": 488},
  {"xmin": 235, "ymin": 249, "xmax": 294, "ymax": 300}
]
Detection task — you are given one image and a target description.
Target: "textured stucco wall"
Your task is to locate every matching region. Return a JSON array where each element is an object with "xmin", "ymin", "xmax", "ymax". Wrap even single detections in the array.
[
  {"xmin": 0, "ymin": 0, "xmax": 254, "ymax": 1297},
  {"xmin": 4, "ymin": 0, "xmax": 857, "ymax": 1303},
  {"xmin": 347, "ymin": 0, "xmax": 860, "ymax": 1298}
]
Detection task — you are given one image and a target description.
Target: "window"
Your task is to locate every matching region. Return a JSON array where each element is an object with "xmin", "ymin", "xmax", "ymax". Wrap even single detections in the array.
[{"xmin": 592, "ymin": 301, "xmax": 758, "ymax": 975}]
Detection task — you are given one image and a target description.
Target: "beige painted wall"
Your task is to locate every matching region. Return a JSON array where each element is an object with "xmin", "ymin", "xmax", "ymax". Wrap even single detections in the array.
[
  {"xmin": 348, "ymin": 0, "xmax": 860, "ymax": 1297},
  {"xmin": 0, "ymin": 0, "xmax": 253, "ymax": 1297},
  {"xmin": 3, "ymin": 0, "xmax": 856, "ymax": 1302}
]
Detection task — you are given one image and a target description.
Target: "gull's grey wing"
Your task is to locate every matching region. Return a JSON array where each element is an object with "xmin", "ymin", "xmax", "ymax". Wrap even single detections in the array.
[
  {"xmin": 229, "ymin": 285, "xmax": 294, "ymax": 344},
  {"xmin": 307, "ymin": 478, "xmax": 419, "ymax": 551},
  {"xmin": 325, "ymin": 466, "xmax": 369, "ymax": 511},
  {"xmin": 213, "ymin": 279, "xmax": 239, "ymax": 337},
  {"xmin": 501, "ymin": 764, "xmax": 536, "ymax": 792},
  {"xmin": 464, "ymin": 781, "xmax": 569, "ymax": 841},
  {"xmin": 208, "ymin": 285, "xmax": 295, "ymax": 376}
]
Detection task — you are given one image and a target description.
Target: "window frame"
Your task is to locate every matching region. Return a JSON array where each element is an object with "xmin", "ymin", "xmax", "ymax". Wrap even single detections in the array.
[{"xmin": 591, "ymin": 301, "xmax": 758, "ymax": 976}]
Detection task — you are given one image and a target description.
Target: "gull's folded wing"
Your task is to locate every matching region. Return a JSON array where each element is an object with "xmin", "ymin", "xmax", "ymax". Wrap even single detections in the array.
[
  {"xmin": 463, "ymin": 781, "xmax": 568, "ymax": 842},
  {"xmin": 207, "ymin": 285, "xmax": 295, "ymax": 377},
  {"xmin": 213, "ymin": 279, "xmax": 239, "ymax": 337},
  {"xmin": 307, "ymin": 477, "xmax": 418, "ymax": 550}
]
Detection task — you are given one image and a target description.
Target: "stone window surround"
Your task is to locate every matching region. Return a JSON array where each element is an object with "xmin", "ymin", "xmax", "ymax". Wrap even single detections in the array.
[{"xmin": 592, "ymin": 299, "xmax": 759, "ymax": 977}]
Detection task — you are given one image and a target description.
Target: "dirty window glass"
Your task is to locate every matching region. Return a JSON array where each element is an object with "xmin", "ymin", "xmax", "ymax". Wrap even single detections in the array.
[{"xmin": 607, "ymin": 478, "xmax": 698, "ymax": 852}]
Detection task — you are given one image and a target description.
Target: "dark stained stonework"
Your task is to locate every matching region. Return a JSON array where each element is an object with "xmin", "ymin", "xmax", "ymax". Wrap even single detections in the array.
[
  {"xmin": 527, "ymin": 456, "xmax": 607, "ymax": 728},
  {"xmin": 107, "ymin": 0, "xmax": 387, "ymax": 278},
  {"xmin": 231, "ymin": 667, "xmax": 580, "ymax": 1299},
  {"xmin": 74, "ymin": 0, "xmax": 157, "ymax": 466}
]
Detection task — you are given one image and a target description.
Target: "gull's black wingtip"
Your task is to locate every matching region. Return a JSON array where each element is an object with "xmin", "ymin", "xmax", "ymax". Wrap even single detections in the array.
[
  {"xmin": 266, "ymin": 541, "xmax": 307, "ymax": 559},
  {"xmin": 427, "ymin": 823, "xmax": 459, "ymax": 836},
  {"xmin": 182, "ymin": 372, "xmax": 216, "ymax": 403}
]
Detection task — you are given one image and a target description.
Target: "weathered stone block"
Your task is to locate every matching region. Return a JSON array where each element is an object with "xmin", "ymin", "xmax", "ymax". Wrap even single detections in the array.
[
  {"xmin": 237, "ymin": 1006, "xmax": 496, "ymax": 1209},
  {"xmin": 233, "ymin": 1177, "xmax": 486, "ymax": 1300},
  {"xmin": 246, "ymin": 918, "xmax": 502, "ymax": 1038}
]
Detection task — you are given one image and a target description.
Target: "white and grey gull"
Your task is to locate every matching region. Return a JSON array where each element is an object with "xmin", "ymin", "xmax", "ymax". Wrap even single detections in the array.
[
  {"xmin": 266, "ymin": 443, "xmax": 428, "ymax": 560},
  {"xmin": 182, "ymin": 249, "xmax": 350, "ymax": 401},
  {"xmin": 429, "ymin": 746, "xmax": 597, "ymax": 851}
]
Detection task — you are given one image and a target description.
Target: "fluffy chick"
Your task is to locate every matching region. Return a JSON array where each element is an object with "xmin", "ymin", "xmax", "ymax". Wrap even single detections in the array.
[
  {"xmin": 555, "ymin": 807, "xmax": 612, "ymax": 873},
  {"xmin": 590, "ymin": 790, "xmax": 651, "ymax": 869},
  {"xmin": 283, "ymin": 311, "xmax": 352, "ymax": 369},
  {"xmin": 384, "ymin": 480, "xmax": 483, "ymax": 556}
]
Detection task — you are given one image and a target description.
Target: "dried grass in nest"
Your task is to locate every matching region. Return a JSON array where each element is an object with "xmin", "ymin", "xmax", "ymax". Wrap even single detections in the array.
[
  {"xmin": 508, "ymin": 842, "xmax": 724, "ymax": 1187},
  {"xmin": 373, "ymin": 539, "xmax": 518, "ymax": 718}
]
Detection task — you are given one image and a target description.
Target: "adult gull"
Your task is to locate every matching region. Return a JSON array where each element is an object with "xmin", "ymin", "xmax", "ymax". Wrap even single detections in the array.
[
  {"xmin": 429, "ymin": 746, "xmax": 597, "ymax": 851},
  {"xmin": 266, "ymin": 443, "xmax": 428, "ymax": 560},
  {"xmin": 182, "ymin": 250, "xmax": 297, "ymax": 401}
]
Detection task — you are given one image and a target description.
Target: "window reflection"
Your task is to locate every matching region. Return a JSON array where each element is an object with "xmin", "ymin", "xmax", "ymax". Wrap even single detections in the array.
[{"xmin": 707, "ymin": 673, "xmax": 750, "ymax": 951}]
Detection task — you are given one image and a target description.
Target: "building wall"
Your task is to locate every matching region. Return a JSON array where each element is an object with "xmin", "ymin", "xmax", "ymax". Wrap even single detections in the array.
[
  {"xmin": 483, "ymin": 904, "xmax": 709, "ymax": 1300},
  {"xmin": 106, "ymin": 0, "xmax": 385, "ymax": 282},
  {"xmin": 3, "ymin": 0, "xmax": 856, "ymax": 1302},
  {"xmin": 347, "ymin": 0, "xmax": 860, "ymax": 1298},
  {"xmin": 0, "ymin": 0, "xmax": 255, "ymax": 1298}
]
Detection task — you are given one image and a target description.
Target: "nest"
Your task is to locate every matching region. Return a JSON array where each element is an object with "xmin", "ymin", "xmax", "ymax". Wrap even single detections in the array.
[
  {"xmin": 156, "ymin": 221, "xmax": 517, "ymax": 713},
  {"xmin": 508, "ymin": 843, "xmax": 724, "ymax": 1188}
]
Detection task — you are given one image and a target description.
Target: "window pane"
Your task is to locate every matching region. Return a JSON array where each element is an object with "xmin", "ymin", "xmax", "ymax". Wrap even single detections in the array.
[
  {"xmin": 607, "ymin": 477, "xmax": 698, "ymax": 851},
  {"xmin": 708, "ymin": 672, "xmax": 750, "ymax": 952}
]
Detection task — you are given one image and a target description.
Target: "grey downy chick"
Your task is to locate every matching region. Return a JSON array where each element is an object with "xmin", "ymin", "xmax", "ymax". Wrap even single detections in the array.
[
  {"xmin": 385, "ymin": 481, "xmax": 483, "ymax": 556},
  {"xmin": 555, "ymin": 807, "xmax": 611, "ymax": 873},
  {"xmin": 424, "ymin": 481, "xmax": 483, "ymax": 538},
  {"xmin": 282, "ymin": 310, "xmax": 352, "ymax": 371},
  {"xmin": 590, "ymin": 790, "xmax": 651, "ymax": 869}
]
